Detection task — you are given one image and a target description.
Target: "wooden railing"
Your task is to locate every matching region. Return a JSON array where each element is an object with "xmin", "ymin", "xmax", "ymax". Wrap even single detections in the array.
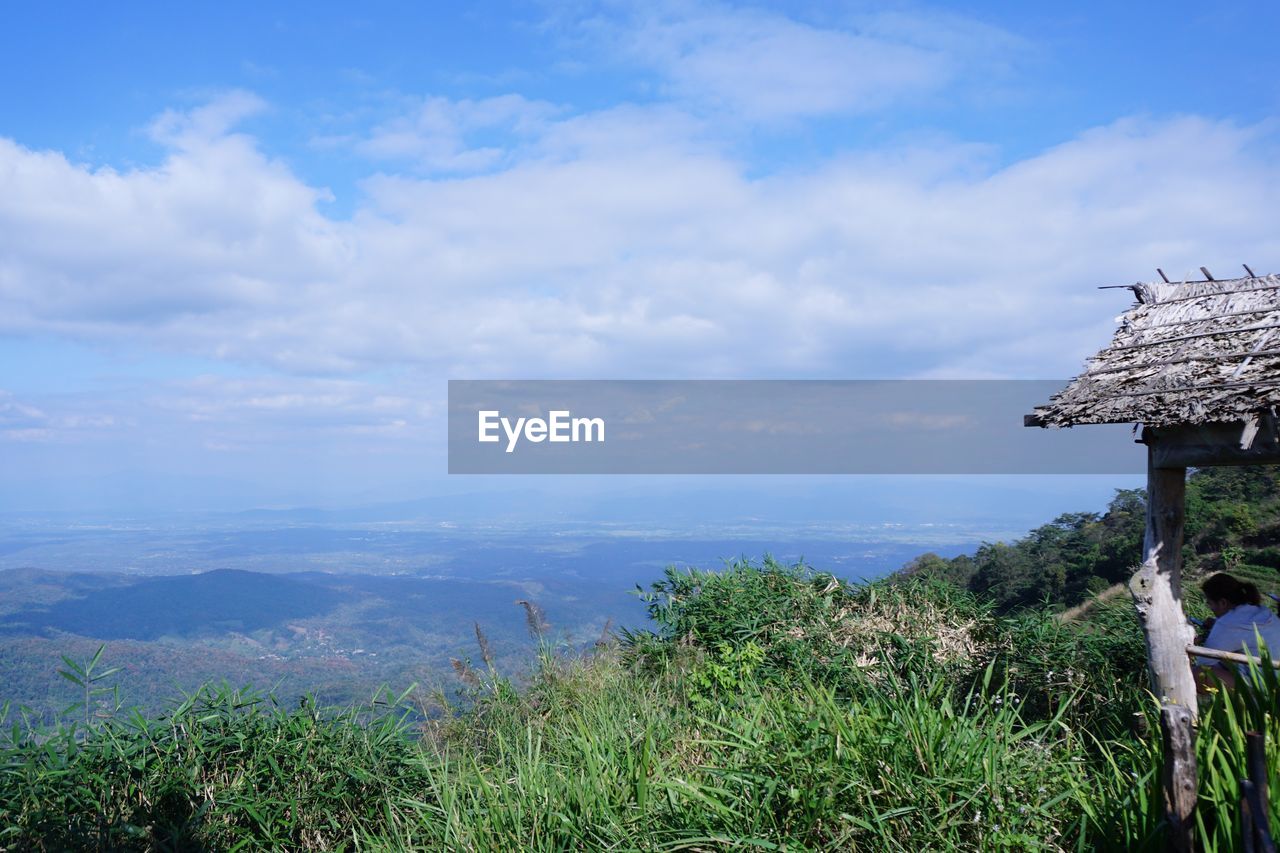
[{"xmin": 1187, "ymin": 644, "xmax": 1280, "ymax": 669}]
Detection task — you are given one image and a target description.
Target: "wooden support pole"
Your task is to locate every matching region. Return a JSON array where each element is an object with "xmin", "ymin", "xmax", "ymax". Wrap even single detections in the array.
[
  {"xmin": 1130, "ymin": 449, "xmax": 1198, "ymax": 712},
  {"xmin": 1131, "ymin": 446, "xmax": 1198, "ymax": 851}
]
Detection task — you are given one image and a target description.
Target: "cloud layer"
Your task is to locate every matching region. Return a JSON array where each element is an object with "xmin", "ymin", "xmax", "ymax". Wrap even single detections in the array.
[{"xmin": 3, "ymin": 101, "xmax": 1276, "ymax": 388}]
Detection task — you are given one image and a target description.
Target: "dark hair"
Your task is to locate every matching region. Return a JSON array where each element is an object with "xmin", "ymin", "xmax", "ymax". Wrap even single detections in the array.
[{"xmin": 1201, "ymin": 573, "xmax": 1262, "ymax": 607}]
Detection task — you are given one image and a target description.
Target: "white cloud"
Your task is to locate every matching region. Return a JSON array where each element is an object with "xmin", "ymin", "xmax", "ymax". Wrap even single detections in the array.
[
  {"xmin": 0, "ymin": 375, "xmax": 435, "ymax": 457},
  {"xmin": 574, "ymin": 1, "xmax": 1026, "ymax": 121},
  {"xmin": 0, "ymin": 389, "xmax": 124, "ymax": 442},
  {"xmin": 148, "ymin": 90, "xmax": 270, "ymax": 148},
  {"xmin": 0, "ymin": 93, "xmax": 344, "ymax": 356},
  {"xmin": 153, "ymin": 375, "xmax": 434, "ymax": 438},
  {"xmin": 359, "ymin": 94, "xmax": 561, "ymax": 173},
  {"xmin": 0, "ymin": 93, "xmax": 1277, "ymax": 397}
]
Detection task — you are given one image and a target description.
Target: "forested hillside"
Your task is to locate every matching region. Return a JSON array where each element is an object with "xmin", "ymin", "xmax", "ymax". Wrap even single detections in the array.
[{"xmin": 902, "ymin": 465, "xmax": 1280, "ymax": 613}]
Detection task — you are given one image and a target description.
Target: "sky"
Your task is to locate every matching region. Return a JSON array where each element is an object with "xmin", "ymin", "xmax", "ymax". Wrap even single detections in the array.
[{"xmin": 1, "ymin": 1, "xmax": 1277, "ymax": 516}]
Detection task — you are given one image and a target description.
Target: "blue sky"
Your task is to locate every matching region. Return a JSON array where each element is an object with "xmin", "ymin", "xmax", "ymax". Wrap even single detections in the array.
[{"xmin": 1, "ymin": 1, "xmax": 1277, "ymax": 515}]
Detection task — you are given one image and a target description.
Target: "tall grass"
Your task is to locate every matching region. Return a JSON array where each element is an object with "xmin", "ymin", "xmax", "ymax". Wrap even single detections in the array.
[
  {"xmin": 1191, "ymin": 647, "xmax": 1280, "ymax": 852},
  {"xmin": 1, "ymin": 683, "xmax": 427, "ymax": 849},
  {"xmin": 383, "ymin": 654, "xmax": 1094, "ymax": 850}
]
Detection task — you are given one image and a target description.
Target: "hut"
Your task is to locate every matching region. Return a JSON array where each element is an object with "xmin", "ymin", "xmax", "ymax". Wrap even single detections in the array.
[{"xmin": 1027, "ymin": 268, "xmax": 1280, "ymax": 849}]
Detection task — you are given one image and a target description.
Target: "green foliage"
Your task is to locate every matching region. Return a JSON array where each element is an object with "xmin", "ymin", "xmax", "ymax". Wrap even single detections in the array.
[
  {"xmin": 675, "ymin": 665, "xmax": 1091, "ymax": 850},
  {"xmin": 0, "ymin": 681, "xmax": 426, "ymax": 850},
  {"xmin": 57, "ymin": 643, "xmax": 122, "ymax": 727},
  {"xmin": 1074, "ymin": 652, "xmax": 1280, "ymax": 853},
  {"xmin": 686, "ymin": 639, "xmax": 766, "ymax": 708},
  {"xmin": 632, "ymin": 557, "xmax": 993, "ymax": 694},
  {"xmin": 904, "ymin": 467, "xmax": 1280, "ymax": 614},
  {"xmin": 1190, "ymin": 644, "xmax": 1280, "ymax": 852},
  {"xmin": 901, "ymin": 489, "xmax": 1147, "ymax": 613},
  {"xmin": 994, "ymin": 597, "xmax": 1147, "ymax": 738}
]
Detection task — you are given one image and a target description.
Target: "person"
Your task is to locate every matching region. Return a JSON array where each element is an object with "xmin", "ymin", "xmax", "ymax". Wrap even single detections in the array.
[{"xmin": 1195, "ymin": 572, "xmax": 1280, "ymax": 692}]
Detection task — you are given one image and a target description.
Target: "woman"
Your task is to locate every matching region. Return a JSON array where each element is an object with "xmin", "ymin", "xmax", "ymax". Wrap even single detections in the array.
[{"xmin": 1195, "ymin": 572, "xmax": 1280, "ymax": 692}]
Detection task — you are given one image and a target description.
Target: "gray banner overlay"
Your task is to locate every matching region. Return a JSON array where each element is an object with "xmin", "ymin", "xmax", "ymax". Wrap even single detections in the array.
[{"xmin": 448, "ymin": 380, "xmax": 1143, "ymax": 474}]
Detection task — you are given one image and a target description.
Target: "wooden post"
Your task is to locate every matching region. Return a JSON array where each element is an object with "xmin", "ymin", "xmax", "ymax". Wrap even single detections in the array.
[
  {"xmin": 1246, "ymin": 732, "xmax": 1269, "ymax": 809},
  {"xmin": 1245, "ymin": 789, "xmax": 1258, "ymax": 853},
  {"xmin": 1131, "ymin": 445, "xmax": 1198, "ymax": 851},
  {"xmin": 1244, "ymin": 732, "xmax": 1276, "ymax": 853},
  {"xmin": 1129, "ymin": 447, "xmax": 1197, "ymax": 712},
  {"xmin": 1162, "ymin": 704, "xmax": 1198, "ymax": 853}
]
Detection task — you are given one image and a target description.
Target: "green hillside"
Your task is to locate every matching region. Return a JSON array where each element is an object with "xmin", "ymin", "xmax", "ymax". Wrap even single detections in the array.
[
  {"xmin": 4, "ymin": 467, "xmax": 1280, "ymax": 850},
  {"xmin": 901, "ymin": 465, "xmax": 1280, "ymax": 614}
]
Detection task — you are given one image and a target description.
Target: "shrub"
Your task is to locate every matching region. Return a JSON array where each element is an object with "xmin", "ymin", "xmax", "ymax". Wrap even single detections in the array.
[{"xmin": 629, "ymin": 557, "xmax": 993, "ymax": 693}]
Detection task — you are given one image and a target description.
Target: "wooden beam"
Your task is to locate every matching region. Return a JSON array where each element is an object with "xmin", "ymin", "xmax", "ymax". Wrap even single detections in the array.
[
  {"xmin": 1148, "ymin": 420, "xmax": 1280, "ymax": 469},
  {"xmin": 1152, "ymin": 443, "xmax": 1280, "ymax": 469}
]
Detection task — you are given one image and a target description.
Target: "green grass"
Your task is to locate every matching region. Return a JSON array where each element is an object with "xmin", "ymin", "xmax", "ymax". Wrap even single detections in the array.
[
  {"xmin": 1, "ymin": 682, "xmax": 428, "ymax": 849},
  {"xmin": 2, "ymin": 558, "xmax": 1279, "ymax": 850}
]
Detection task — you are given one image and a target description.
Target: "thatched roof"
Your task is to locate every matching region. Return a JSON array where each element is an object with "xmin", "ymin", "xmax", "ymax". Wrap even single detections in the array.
[{"xmin": 1028, "ymin": 273, "xmax": 1280, "ymax": 427}]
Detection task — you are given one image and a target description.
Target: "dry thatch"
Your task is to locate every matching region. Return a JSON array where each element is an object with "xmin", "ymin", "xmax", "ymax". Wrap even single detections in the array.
[
  {"xmin": 826, "ymin": 590, "xmax": 988, "ymax": 671},
  {"xmin": 1028, "ymin": 273, "xmax": 1280, "ymax": 427}
]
